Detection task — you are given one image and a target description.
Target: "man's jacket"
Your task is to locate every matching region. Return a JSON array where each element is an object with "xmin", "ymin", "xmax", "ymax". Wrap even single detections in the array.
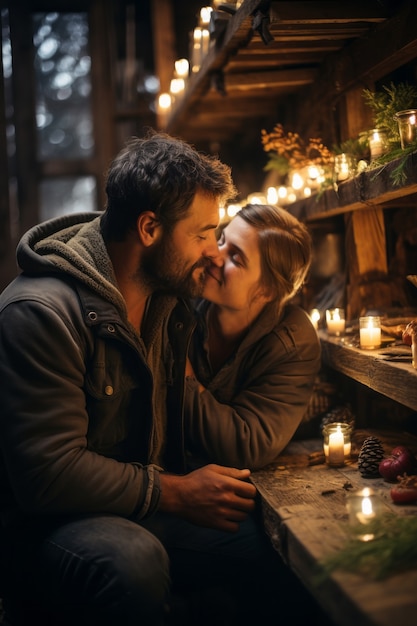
[{"xmin": 0, "ymin": 213, "xmax": 193, "ymax": 527}]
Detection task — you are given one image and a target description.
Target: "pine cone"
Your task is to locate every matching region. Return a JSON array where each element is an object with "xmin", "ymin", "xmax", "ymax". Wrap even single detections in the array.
[
  {"xmin": 320, "ymin": 404, "xmax": 356, "ymax": 433},
  {"xmin": 358, "ymin": 436, "xmax": 384, "ymax": 477}
]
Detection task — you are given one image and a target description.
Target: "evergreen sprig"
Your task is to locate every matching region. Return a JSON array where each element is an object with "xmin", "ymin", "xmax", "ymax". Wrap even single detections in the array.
[
  {"xmin": 363, "ymin": 82, "xmax": 417, "ymax": 142},
  {"xmin": 368, "ymin": 143, "xmax": 417, "ymax": 186},
  {"xmin": 317, "ymin": 514, "xmax": 417, "ymax": 582}
]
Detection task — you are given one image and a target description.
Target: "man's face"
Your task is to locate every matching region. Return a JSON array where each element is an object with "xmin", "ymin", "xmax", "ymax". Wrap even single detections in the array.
[{"xmin": 140, "ymin": 191, "xmax": 221, "ymax": 297}]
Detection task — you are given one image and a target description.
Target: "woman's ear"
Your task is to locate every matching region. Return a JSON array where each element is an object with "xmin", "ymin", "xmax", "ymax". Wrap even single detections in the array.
[{"xmin": 136, "ymin": 211, "xmax": 162, "ymax": 247}]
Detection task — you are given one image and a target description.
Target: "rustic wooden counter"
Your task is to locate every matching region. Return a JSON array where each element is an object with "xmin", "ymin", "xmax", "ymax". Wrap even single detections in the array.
[
  {"xmin": 319, "ymin": 330, "xmax": 417, "ymax": 411},
  {"xmin": 251, "ymin": 431, "xmax": 417, "ymax": 626}
]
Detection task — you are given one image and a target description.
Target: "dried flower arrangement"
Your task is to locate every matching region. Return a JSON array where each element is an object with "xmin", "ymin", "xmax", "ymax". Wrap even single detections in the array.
[{"xmin": 261, "ymin": 123, "xmax": 334, "ymax": 176}]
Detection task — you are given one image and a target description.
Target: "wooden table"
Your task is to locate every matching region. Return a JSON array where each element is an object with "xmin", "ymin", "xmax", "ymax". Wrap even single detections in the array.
[{"xmin": 251, "ymin": 430, "xmax": 417, "ymax": 626}]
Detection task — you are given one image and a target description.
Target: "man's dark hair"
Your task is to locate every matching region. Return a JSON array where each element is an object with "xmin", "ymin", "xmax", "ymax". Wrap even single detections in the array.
[{"xmin": 101, "ymin": 130, "xmax": 236, "ymax": 241}]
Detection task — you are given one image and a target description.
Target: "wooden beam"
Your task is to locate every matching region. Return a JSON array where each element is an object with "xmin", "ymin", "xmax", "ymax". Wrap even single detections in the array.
[
  {"xmin": 166, "ymin": 0, "xmax": 265, "ymax": 133},
  {"xmin": 270, "ymin": 1, "xmax": 389, "ymax": 25},
  {"xmin": 295, "ymin": 0, "xmax": 417, "ymax": 135},
  {"xmin": 225, "ymin": 68, "xmax": 315, "ymax": 90}
]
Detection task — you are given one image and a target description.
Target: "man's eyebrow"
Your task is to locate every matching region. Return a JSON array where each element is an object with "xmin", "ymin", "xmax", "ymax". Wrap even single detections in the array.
[{"xmin": 201, "ymin": 223, "xmax": 219, "ymax": 232}]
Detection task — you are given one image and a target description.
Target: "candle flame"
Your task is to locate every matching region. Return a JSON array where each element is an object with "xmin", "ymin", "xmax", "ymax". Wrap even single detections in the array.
[{"xmin": 362, "ymin": 497, "xmax": 373, "ymax": 516}]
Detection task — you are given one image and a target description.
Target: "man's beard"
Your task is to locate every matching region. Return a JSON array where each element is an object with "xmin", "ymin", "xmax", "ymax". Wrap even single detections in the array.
[{"xmin": 137, "ymin": 235, "xmax": 210, "ymax": 298}]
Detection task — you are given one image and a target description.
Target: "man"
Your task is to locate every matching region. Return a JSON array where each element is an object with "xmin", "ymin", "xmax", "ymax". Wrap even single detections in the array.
[{"xmin": 0, "ymin": 132, "xmax": 260, "ymax": 626}]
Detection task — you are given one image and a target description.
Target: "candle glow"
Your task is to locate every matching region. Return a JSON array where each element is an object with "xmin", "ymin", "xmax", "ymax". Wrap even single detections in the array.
[
  {"xmin": 326, "ymin": 308, "xmax": 345, "ymax": 336},
  {"xmin": 359, "ymin": 316, "xmax": 381, "ymax": 349}
]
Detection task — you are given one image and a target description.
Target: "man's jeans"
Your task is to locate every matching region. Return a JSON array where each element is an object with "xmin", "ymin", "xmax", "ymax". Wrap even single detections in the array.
[{"xmin": 1, "ymin": 508, "xmax": 281, "ymax": 625}]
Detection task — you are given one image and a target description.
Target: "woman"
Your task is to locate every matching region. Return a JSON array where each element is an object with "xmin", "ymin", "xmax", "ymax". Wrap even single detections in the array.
[{"xmin": 184, "ymin": 203, "xmax": 321, "ymax": 470}]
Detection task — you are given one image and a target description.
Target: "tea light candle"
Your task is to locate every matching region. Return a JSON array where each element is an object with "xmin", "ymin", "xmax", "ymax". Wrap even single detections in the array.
[
  {"xmin": 328, "ymin": 428, "xmax": 344, "ymax": 465},
  {"xmin": 368, "ymin": 129, "xmax": 388, "ymax": 160},
  {"xmin": 394, "ymin": 109, "xmax": 417, "ymax": 149},
  {"xmin": 359, "ymin": 316, "xmax": 381, "ymax": 349},
  {"xmin": 309, "ymin": 308, "xmax": 320, "ymax": 330},
  {"xmin": 333, "ymin": 154, "xmax": 355, "ymax": 182},
  {"xmin": 346, "ymin": 488, "xmax": 386, "ymax": 541},
  {"xmin": 326, "ymin": 308, "xmax": 345, "ymax": 336},
  {"xmin": 323, "ymin": 422, "xmax": 352, "ymax": 466}
]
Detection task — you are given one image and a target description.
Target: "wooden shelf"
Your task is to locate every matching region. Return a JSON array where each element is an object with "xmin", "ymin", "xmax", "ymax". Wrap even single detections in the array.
[
  {"xmin": 319, "ymin": 331, "xmax": 417, "ymax": 411},
  {"xmin": 287, "ymin": 151, "xmax": 417, "ymax": 222}
]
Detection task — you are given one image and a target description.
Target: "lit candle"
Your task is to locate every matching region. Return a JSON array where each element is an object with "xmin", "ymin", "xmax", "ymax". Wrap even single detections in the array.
[
  {"xmin": 328, "ymin": 427, "xmax": 345, "ymax": 466},
  {"xmin": 192, "ymin": 27, "xmax": 202, "ymax": 73},
  {"xmin": 356, "ymin": 494, "xmax": 376, "ymax": 525},
  {"xmin": 266, "ymin": 186, "xmax": 278, "ymax": 205},
  {"xmin": 346, "ymin": 488, "xmax": 385, "ymax": 541},
  {"xmin": 170, "ymin": 78, "xmax": 185, "ymax": 97},
  {"xmin": 326, "ymin": 308, "xmax": 345, "ymax": 336},
  {"xmin": 174, "ymin": 58, "xmax": 189, "ymax": 79},
  {"xmin": 333, "ymin": 153, "xmax": 353, "ymax": 182},
  {"xmin": 199, "ymin": 6, "xmax": 212, "ymax": 27},
  {"xmin": 323, "ymin": 439, "xmax": 351, "ymax": 459},
  {"xmin": 310, "ymin": 308, "xmax": 320, "ymax": 330},
  {"xmin": 359, "ymin": 316, "xmax": 381, "ymax": 349},
  {"xmin": 201, "ymin": 28, "xmax": 210, "ymax": 56},
  {"xmin": 368, "ymin": 129, "xmax": 388, "ymax": 160},
  {"xmin": 323, "ymin": 422, "xmax": 352, "ymax": 466},
  {"xmin": 394, "ymin": 109, "xmax": 417, "ymax": 149}
]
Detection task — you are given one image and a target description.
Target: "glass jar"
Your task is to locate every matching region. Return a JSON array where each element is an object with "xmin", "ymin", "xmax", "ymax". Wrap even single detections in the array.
[
  {"xmin": 359, "ymin": 316, "xmax": 381, "ymax": 350},
  {"xmin": 368, "ymin": 129, "xmax": 389, "ymax": 160},
  {"xmin": 346, "ymin": 488, "xmax": 387, "ymax": 541},
  {"xmin": 394, "ymin": 109, "xmax": 417, "ymax": 149},
  {"xmin": 322, "ymin": 422, "xmax": 352, "ymax": 467},
  {"xmin": 333, "ymin": 153, "xmax": 356, "ymax": 182}
]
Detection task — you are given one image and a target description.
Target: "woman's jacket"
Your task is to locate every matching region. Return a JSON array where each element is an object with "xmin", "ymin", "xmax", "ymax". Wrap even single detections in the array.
[{"xmin": 184, "ymin": 299, "xmax": 321, "ymax": 470}]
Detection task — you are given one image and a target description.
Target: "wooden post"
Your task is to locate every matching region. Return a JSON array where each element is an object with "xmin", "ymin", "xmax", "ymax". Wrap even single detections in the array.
[
  {"xmin": 151, "ymin": 0, "xmax": 176, "ymax": 129},
  {"xmin": 345, "ymin": 208, "xmax": 391, "ymax": 319}
]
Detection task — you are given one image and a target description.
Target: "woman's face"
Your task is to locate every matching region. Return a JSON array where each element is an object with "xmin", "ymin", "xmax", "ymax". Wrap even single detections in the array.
[{"xmin": 202, "ymin": 215, "xmax": 270, "ymax": 312}]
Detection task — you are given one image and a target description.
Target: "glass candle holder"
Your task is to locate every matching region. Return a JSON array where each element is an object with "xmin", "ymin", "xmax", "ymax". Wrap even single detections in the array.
[
  {"xmin": 326, "ymin": 308, "xmax": 345, "ymax": 336},
  {"xmin": 322, "ymin": 422, "xmax": 352, "ymax": 467},
  {"xmin": 394, "ymin": 109, "xmax": 417, "ymax": 149},
  {"xmin": 345, "ymin": 488, "xmax": 386, "ymax": 541},
  {"xmin": 368, "ymin": 129, "xmax": 389, "ymax": 160},
  {"xmin": 333, "ymin": 153, "xmax": 356, "ymax": 182},
  {"xmin": 359, "ymin": 316, "xmax": 381, "ymax": 349}
]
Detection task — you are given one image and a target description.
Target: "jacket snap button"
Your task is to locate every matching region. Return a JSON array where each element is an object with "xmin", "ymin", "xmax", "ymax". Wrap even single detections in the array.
[
  {"xmin": 104, "ymin": 385, "xmax": 114, "ymax": 396},
  {"xmin": 107, "ymin": 324, "xmax": 115, "ymax": 333},
  {"xmin": 88, "ymin": 311, "xmax": 98, "ymax": 321}
]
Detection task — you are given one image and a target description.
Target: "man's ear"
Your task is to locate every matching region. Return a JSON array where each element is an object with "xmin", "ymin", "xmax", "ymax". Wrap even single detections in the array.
[{"xmin": 136, "ymin": 211, "xmax": 162, "ymax": 247}]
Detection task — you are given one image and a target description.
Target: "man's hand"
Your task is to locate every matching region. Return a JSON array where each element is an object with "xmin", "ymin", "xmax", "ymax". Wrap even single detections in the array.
[{"xmin": 159, "ymin": 464, "xmax": 257, "ymax": 532}]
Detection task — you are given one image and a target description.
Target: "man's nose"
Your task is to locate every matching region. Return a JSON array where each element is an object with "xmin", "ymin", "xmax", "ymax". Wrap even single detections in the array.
[{"xmin": 204, "ymin": 233, "xmax": 224, "ymax": 266}]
